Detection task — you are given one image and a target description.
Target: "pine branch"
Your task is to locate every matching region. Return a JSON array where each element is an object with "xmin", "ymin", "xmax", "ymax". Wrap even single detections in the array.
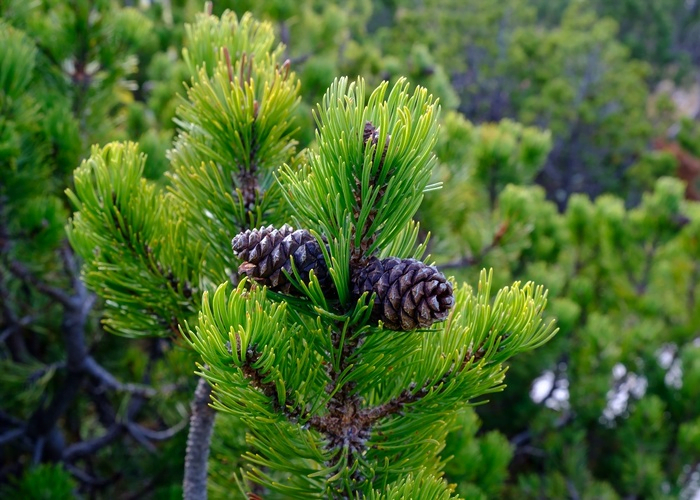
[
  {"xmin": 2, "ymin": 243, "xmax": 167, "ymax": 471},
  {"xmin": 184, "ymin": 376, "xmax": 217, "ymax": 500},
  {"xmin": 634, "ymin": 234, "xmax": 660, "ymax": 295},
  {"xmin": 63, "ymin": 425, "xmax": 122, "ymax": 462},
  {"xmin": 0, "ymin": 410, "xmax": 24, "ymax": 427},
  {"xmin": 0, "ymin": 314, "xmax": 33, "ymax": 343},
  {"xmin": 686, "ymin": 260, "xmax": 699, "ymax": 312},
  {"xmin": 63, "ymin": 343, "xmax": 183, "ymax": 462},
  {"xmin": 0, "ymin": 270, "xmax": 31, "ymax": 362},
  {"xmin": 127, "ymin": 420, "xmax": 188, "ymax": 441},
  {"xmin": 0, "ymin": 427, "xmax": 24, "ymax": 447},
  {"xmin": 64, "ymin": 463, "xmax": 116, "ymax": 488},
  {"xmin": 67, "ymin": 143, "xmax": 200, "ymax": 338},
  {"xmin": 82, "ymin": 357, "xmax": 156, "ymax": 398},
  {"xmin": 7, "ymin": 260, "xmax": 73, "ymax": 306}
]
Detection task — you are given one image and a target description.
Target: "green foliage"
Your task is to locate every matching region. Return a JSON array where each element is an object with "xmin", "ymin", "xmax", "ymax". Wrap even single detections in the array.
[
  {"xmin": 279, "ymin": 76, "xmax": 440, "ymax": 303},
  {"xmin": 0, "ymin": 20, "xmax": 35, "ymax": 102},
  {"xmin": 626, "ymin": 150, "xmax": 678, "ymax": 194},
  {"xmin": 508, "ymin": 1, "xmax": 651, "ymax": 199},
  {"xmin": 0, "ymin": 1, "xmax": 202, "ymax": 495},
  {"xmin": 534, "ymin": 0, "xmax": 700, "ymax": 78},
  {"xmin": 0, "ymin": 20, "xmax": 66, "ymax": 264},
  {"xmin": 424, "ymin": 167, "xmax": 700, "ymax": 496},
  {"xmin": 443, "ymin": 408, "xmax": 513, "ymax": 498},
  {"xmin": 66, "ymin": 10, "xmax": 300, "ymax": 338},
  {"xmin": 367, "ymin": 469, "xmax": 456, "ymax": 499},
  {"xmin": 60, "ymin": 8, "xmax": 558, "ymax": 494},
  {"xmin": 171, "ymin": 55, "xmax": 556, "ymax": 494},
  {"xmin": 421, "ymin": 113, "xmax": 552, "ymax": 269},
  {"xmin": 383, "ymin": 0, "xmax": 652, "ymax": 201},
  {"xmin": 679, "ymin": 117, "xmax": 700, "ymax": 158},
  {"xmin": 67, "ymin": 142, "xmax": 201, "ymax": 337},
  {"xmin": 188, "ymin": 269, "xmax": 555, "ymax": 496},
  {"xmin": 169, "ymin": 11, "xmax": 302, "ymax": 280},
  {"xmin": 0, "ymin": 464, "xmax": 77, "ymax": 500},
  {"xmin": 0, "ymin": 360, "xmax": 57, "ymax": 418}
]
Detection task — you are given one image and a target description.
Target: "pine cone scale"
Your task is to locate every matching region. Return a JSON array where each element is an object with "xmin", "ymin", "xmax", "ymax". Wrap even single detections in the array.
[
  {"xmin": 410, "ymin": 283, "xmax": 423, "ymax": 303},
  {"xmin": 387, "ymin": 281, "xmax": 402, "ymax": 311},
  {"xmin": 417, "ymin": 301, "xmax": 432, "ymax": 322},
  {"xmin": 426, "ymin": 294, "xmax": 440, "ymax": 312}
]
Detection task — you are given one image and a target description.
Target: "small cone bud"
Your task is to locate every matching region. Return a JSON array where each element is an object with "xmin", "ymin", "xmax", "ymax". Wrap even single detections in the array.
[{"xmin": 363, "ymin": 121, "xmax": 390, "ymax": 166}]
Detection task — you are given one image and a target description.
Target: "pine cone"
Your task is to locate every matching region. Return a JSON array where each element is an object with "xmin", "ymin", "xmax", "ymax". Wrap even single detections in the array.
[
  {"xmin": 352, "ymin": 257, "xmax": 454, "ymax": 331},
  {"xmin": 363, "ymin": 121, "xmax": 390, "ymax": 166},
  {"xmin": 232, "ymin": 225, "xmax": 333, "ymax": 294}
]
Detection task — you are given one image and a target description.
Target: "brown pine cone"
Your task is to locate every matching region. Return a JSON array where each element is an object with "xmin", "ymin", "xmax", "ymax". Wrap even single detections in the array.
[
  {"xmin": 352, "ymin": 257, "xmax": 454, "ymax": 331},
  {"xmin": 232, "ymin": 225, "xmax": 333, "ymax": 294}
]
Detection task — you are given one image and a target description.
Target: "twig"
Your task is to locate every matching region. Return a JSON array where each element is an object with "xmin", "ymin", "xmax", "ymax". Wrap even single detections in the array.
[
  {"xmin": 511, "ymin": 411, "xmax": 573, "ymax": 453},
  {"xmin": 183, "ymin": 376, "xmax": 217, "ymax": 500},
  {"xmin": 279, "ymin": 21, "xmax": 290, "ymax": 61},
  {"xmin": 60, "ymin": 243, "xmax": 82, "ymax": 291},
  {"xmin": 64, "ymin": 462, "xmax": 115, "ymax": 488},
  {"xmin": 566, "ymin": 479, "xmax": 581, "ymax": 500},
  {"xmin": 7, "ymin": 260, "xmax": 73, "ymax": 306},
  {"xmin": 290, "ymin": 53, "xmax": 311, "ymax": 65},
  {"xmin": 360, "ymin": 387, "xmax": 427, "ymax": 423},
  {"xmin": 0, "ymin": 265, "xmax": 32, "ymax": 361},
  {"xmin": 125, "ymin": 423, "xmax": 157, "ymax": 453},
  {"xmin": 83, "ymin": 356, "xmax": 156, "ymax": 397},
  {"xmin": 127, "ymin": 419, "xmax": 187, "ymax": 442},
  {"xmin": 28, "ymin": 361, "xmax": 65, "ymax": 384},
  {"xmin": 32, "ymin": 436, "xmax": 45, "ymax": 464},
  {"xmin": 635, "ymin": 235, "xmax": 660, "ymax": 295},
  {"xmin": 0, "ymin": 410, "xmax": 24, "ymax": 427},
  {"xmin": 517, "ymin": 445, "xmax": 547, "ymax": 458},
  {"xmin": 0, "ymin": 315, "xmax": 33, "ymax": 342},
  {"xmin": 63, "ymin": 425, "xmax": 122, "ymax": 462},
  {"xmin": 0, "ymin": 427, "xmax": 25, "ymax": 447}
]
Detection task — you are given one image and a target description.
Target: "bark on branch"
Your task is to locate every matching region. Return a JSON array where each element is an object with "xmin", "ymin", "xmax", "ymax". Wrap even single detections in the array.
[{"xmin": 183, "ymin": 375, "xmax": 217, "ymax": 500}]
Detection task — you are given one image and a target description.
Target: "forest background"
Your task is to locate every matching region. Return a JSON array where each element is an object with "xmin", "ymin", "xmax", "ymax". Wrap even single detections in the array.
[{"xmin": 2, "ymin": 0, "xmax": 700, "ymax": 498}]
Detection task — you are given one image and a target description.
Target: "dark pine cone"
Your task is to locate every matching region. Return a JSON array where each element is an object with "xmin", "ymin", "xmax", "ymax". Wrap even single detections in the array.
[
  {"xmin": 352, "ymin": 257, "xmax": 454, "ymax": 331},
  {"xmin": 232, "ymin": 225, "xmax": 333, "ymax": 295}
]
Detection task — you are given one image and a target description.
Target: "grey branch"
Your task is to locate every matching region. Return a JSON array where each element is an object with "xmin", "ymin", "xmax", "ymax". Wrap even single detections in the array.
[
  {"xmin": 0, "ymin": 427, "xmax": 25, "ymax": 447},
  {"xmin": 63, "ymin": 425, "xmax": 122, "ymax": 461},
  {"xmin": 183, "ymin": 376, "xmax": 217, "ymax": 500},
  {"xmin": 83, "ymin": 356, "xmax": 156, "ymax": 397}
]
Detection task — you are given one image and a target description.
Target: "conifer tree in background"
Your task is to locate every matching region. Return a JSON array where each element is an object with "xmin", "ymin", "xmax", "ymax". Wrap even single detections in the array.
[
  {"xmin": 420, "ymin": 114, "xmax": 700, "ymax": 498},
  {"xmin": 378, "ymin": 0, "xmax": 652, "ymax": 206},
  {"xmin": 66, "ymin": 8, "xmax": 557, "ymax": 498},
  {"xmin": 0, "ymin": 1, "xmax": 193, "ymax": 494}
]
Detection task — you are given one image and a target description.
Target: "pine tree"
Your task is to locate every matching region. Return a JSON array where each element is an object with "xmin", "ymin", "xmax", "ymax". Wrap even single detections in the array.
[{"xmin": 65, "ymin": 8, "xmax": 557, "ymax": 498}]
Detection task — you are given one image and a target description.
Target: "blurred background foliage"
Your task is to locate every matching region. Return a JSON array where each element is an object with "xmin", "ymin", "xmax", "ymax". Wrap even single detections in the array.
[{"xmin": 2, "ymin": 0, "xmax": 700, "ymax": 497}]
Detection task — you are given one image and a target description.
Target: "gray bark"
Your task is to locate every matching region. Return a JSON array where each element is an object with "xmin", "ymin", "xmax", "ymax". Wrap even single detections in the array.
[{"xmin": 183, "ymin": 376, "xmax": 217, "ymax": 500}]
